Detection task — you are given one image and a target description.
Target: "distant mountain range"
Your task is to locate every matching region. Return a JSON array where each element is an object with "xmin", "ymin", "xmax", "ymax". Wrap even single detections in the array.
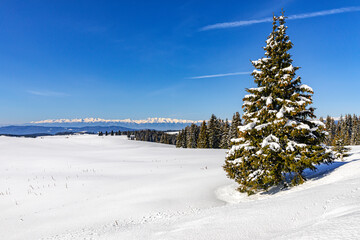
[
  {"xmin": 0, "ymin": 118, "xmax": 203, "ymax": 136},
  {"xmin": 28, "ymin": 117, "xmax": 203, "ymax": 130},
  {"xmin": 30, "ymin": 117, "xmax": 202, "ymax": 125},
  {"xmin": 0, "ymin": 125, "xmax": 135, "ymax": 136}
]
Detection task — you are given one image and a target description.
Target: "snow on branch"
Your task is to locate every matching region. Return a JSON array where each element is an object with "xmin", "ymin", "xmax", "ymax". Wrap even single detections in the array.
[
  {"xmin": 282, "ymin": 65, "xmax": 294, "ymax": 72},
  {"xmin": 238, "ymin": 122, "xmax": 256, "ymax": 132},
  {"xmin": 298, "ymin": 84, "xmax": 313, "ymax": 93},
  {"xmin": 261, "ymin": 134, "xmax": 280, "ymax": 151},
  {"xmin": 286, "ymin": 141, "xmax": 307, "ymax": 151},
  {"xmin": 248, "ymin": 87, "xmax": 265, "ymax": 92}
]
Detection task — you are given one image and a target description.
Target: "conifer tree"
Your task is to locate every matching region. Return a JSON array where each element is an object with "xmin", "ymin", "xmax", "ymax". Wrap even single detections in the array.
[
  {"xmin": 176, "ymin": 131, "xmax": 184, "ymax": 148},
  {"xmin": 187, "ymin": 124, "xmax": 199, "ymax": 148},
  {"xmin": 185, "ymin": 126, "xmax": 190, "ymax": 147},
  {"xmin": 197, "ymin": 121, "xmax": 209, "ymax": 148},
  {"xmin": 338, "ymin": 116, "xmax": 349, "ymax": 145},
  {"xmin": 160, "ymin": 133, "xmax": 164, "ymax": 143},
  {"xmin": 182, "ymin": 129, "xmax": 188, "ymax": 148},
  {"xmin": 220, "ymin": 119, "xmax": 231, "ymax": 149},
  {"xmin": 344, "ymin": 115, "xmax": 352, "ymax": 145},
  {"xmin": 164, "ymin": 133, "xmax": 169, "ymax": 144},
  {"xmin": 224, "ymin": 12, "xmax": 336, "ymax": 195},
  {"xmin": 325, "ymin": 116, "xmax": 336, "ymax": 145},
  {"xmin": 208, "ymin": 114, "xmax": 221, "ymax": 148},
  {"xmin": 145, "ymin": 131, "xmax": 150, "ymax": 141},
  {"xmin": 176, "ymin": 129, "xmax": 188, "ymax": 148},
  {"xmin": 333, "ymin": 134, "xmax": 349, "ymax": 160},
  {"xmin": 351, "ymin": 115, "xmax": 360, "ymax": 145},
  {"xmin": 230, "ymin": 112, "xmax": 242, "ymax": 139}
]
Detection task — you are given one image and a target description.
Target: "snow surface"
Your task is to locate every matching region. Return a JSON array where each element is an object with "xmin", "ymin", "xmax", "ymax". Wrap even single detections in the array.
[{"xmin": 1, "ymin": 135, "xmax": 360, "ymax": 239}]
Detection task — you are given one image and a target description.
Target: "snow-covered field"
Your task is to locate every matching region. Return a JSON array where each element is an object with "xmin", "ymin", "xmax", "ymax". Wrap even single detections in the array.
[{"xmin": 1, "ymin": 135, "xmax": 360, "ymax": 240}]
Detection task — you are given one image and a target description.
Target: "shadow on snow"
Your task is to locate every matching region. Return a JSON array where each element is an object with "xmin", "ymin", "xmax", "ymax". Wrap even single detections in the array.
[{"xmin": 260, "ymin": 149, "xmax": 360, "ymax": 196}]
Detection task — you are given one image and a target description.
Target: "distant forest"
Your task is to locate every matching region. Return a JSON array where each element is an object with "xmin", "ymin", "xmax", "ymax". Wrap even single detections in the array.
[
  {"xmin": 98, "ymin": 129, "xmax": 178, "ymax": 145},
  {"xmin": 175, "ymin": 113, "xmax": 242, "ymax": 149},
  {"xmin": 322, "ymin": 114, "xmax": 360, "ymax": 146},
  {"xmin": 98, "ymin": 113, "xmax": 360, "ymax": 149},
  {"xmin": 98, "ymin": 113, "xmax": 242, "ymax": 149}
]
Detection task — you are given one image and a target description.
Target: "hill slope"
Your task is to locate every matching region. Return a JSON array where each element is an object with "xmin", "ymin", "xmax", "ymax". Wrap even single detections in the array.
[{"xmin": 0, "ymin": 135, "xmax": 359, "ymax": 239}]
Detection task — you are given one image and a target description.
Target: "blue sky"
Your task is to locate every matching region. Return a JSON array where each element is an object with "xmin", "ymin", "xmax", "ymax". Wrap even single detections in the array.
[{"xmin": 0, "ymin": 0, "xmax": 360, "ymax": 124}]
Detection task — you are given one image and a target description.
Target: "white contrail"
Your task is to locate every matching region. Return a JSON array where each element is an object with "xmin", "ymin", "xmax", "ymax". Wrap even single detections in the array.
[
  {"xmin": 189, "ymin": 71, "xmax": 251, "ymax": 79},
  {"xmin": 27, "ymin": 90, "xmax": 68, "ymax": 97},
  {"xmin": 201, "ymin": 6, "xmax": 360, "ymax": 31},
  {"xmin": 201, "ymin": 18, "xmax": 273, "ymax": 31}
]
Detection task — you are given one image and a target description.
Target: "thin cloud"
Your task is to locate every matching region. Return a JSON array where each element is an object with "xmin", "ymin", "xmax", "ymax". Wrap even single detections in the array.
[
  {"xmin": 201, "ymin": 18, "xmax": 273, "ymax": 31},
  {"xmin": 27, "ymin": 90, "xmax": 68, "ymax": 97},
  {"xmin": 189, "ymin": 72, "xmax": 251, "ymax": 79},
  {"xmin": 201, "ymin": 6, "xmax": 360, "ymax": 31}
]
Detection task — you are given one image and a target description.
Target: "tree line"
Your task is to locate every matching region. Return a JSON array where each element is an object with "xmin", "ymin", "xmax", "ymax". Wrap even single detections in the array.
[
  {"xmin": 98, "ymin": 130, "xmax": 122, "ymax": 136},
  {"xmin": 323, "ymin": 114, "xmax": 360, "ymax": 146},
  {"xmin": 174, "ymin": 113, "xmax": 360, "ymax": 149},
  {"xmin": 98, "ymin": 114, "xmax": 360, "ymax": 150},
  {"xmin": 97, "ymin": 113, "xmax": 243, "ymax": 148},
  {"xmin": 98, "ymin": 129, "xmax": 177, "ymax": 144},
  {"xmin": 126, "ymin": 129, "xmax": 177, "ymax": 145},
  {"xmin": 175, "ymin": 112, "xmax": 242, "ymax": 149}
]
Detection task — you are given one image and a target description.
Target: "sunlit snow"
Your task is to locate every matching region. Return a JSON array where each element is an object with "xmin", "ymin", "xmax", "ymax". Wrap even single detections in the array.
[{"xmin": 1, "ymin": 135, "xmax": 360, "ymax": 239}]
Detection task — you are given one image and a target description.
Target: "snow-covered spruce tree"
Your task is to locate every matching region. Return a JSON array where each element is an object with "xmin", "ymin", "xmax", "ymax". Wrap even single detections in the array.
[{"xmin": 224, "ymin": 13, "xmax": 336, "ymax": 195}]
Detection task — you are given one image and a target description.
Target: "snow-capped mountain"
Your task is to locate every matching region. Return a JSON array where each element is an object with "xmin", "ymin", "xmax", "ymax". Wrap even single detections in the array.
[
  {"xmin": 28, "ymin": 117, "xmax": 203, "ymax": 131},
  {"xmin": 30, "ymin": 117, "xmax": 202, "ymax": 125}
]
